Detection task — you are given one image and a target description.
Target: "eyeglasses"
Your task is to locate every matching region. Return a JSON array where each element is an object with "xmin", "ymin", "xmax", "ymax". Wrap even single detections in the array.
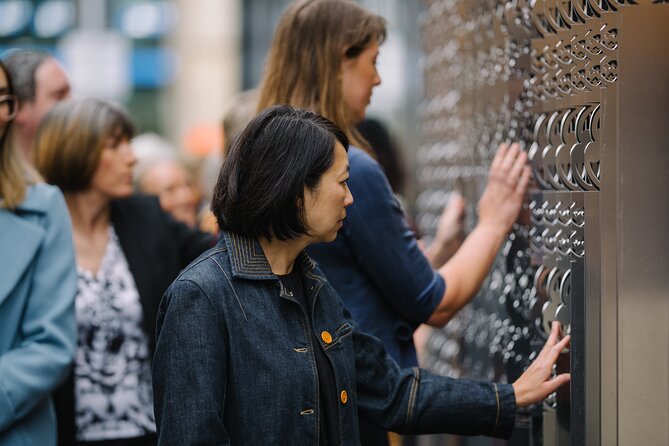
[{"xmin": 0, "ymin": 95, "xmax": 18, "ymax": 122}]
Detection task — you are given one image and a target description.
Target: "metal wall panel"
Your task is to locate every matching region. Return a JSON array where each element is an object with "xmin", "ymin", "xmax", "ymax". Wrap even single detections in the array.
[{"xmin": 419, "ymin": 1, "xmax": 669, "ymax": 444}]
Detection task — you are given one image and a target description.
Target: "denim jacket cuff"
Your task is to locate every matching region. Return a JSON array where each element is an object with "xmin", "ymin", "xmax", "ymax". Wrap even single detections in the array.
[{"xmin": 489, "ymin": 382, "xmax": 517, "ymax": 438}]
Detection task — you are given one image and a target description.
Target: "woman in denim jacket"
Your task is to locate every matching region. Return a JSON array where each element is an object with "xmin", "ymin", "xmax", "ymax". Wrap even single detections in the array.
[
  {"xmin": 153, "ymin": 105, "xmax": 570, "ymax": 446},
  {"xmin": 0, "ymin": 61, "xmax": 77, "ymax": 446}
]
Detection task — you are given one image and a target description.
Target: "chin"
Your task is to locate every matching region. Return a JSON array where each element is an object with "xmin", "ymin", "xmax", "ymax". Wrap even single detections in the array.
[{"xmin": 115, "ymin": 189, "xmax": 134, "ymax": 199}]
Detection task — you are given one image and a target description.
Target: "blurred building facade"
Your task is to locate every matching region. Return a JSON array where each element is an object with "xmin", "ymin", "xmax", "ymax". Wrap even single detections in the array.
[
  {"xmin": 0, "ymin": 0, "xmax": 423, "ymax": 195},
  {"xmin": 0, "ymin": 0, "xmax": 239, "ymax": 157}
]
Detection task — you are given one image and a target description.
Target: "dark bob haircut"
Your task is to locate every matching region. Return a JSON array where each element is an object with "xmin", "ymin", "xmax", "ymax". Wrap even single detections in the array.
[{"xmin": 211, "ymin": 104, "xmax": 348, "ymax": 241}]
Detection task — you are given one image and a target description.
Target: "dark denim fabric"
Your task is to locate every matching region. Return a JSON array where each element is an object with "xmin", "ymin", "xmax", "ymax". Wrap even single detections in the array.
[
  {"xmin": 153, "ymin": 232, "xmax": 516, "ymax": 445},
  {"xmin": 308, "ymin": 147, "xmax": 445, "ymax": 368}
]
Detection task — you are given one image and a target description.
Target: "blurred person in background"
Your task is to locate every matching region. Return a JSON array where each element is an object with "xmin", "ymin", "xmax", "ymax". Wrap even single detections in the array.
[
  {"xmin": 152, "ymin": 105, "xmax": 570, "ymax": 446},
  {"xmin": 3, "ymin": 50, "xmax": 71, "ymax": 162},
  {"xmin": 257, "ymin": 1, "xmax": 529, "ymax": 443},
  {"xmin": 33, "ymin": 98, "xmax": 216, "ymax": 446},
  {"xmin": 221, "ymin": 89, "xmax": 259, "ymax": 156},
  {"xmin": 134, "ymin": 152, "xmax": 200, "ymax": 228},
  {"xmin": 0, "ymin": 60, "xmax": 77, "ymax": 446}
]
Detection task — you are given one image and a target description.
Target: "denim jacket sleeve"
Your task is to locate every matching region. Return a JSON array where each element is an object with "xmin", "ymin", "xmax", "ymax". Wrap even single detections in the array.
[
  {"xmin": 153, "ymin": 278, "xmax": 230, "ymax": 445},
  {"xmin": 352, "ymin": 325, "xmax": 516, "ymax": 438},
  {"xmin": 0, "ymin": 186, "xmax": 77, "ymax": 432},
  {"xmin": 343, "ymin": 148, "xmax": 445, "ymax": 325}
]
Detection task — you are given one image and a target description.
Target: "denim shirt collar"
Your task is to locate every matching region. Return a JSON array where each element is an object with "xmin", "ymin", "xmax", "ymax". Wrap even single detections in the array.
[{"xmin": 222, "ymin": 231, "xmax": 325, "ymax": 289}]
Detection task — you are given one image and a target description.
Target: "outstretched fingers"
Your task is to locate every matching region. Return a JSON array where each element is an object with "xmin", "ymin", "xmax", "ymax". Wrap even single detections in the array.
[
  {"xmin": 547, "ymin": 334, "xmax": 571, "ymax": 362},
  {"xmin": 490, "ymin": 142, "xmax": 510, "ymax": 171},
  {"xmin": 508, "ymin": 148, "xmax": 527, "ymax": 181},
  {"xmin": 536, "ymin": 322, "xmax": 570, "ymax": 366},
  {"xmin": 541, "ymin": 321, "xmax": 562, "ymax": 352},
  {"xmin": 542, "ymin": 372, "xmax": 571, "ymax": 396},
  {"xmin": 515, "ymin": 165, "xmax": 531, "ymax": 197},
  {"xmin": 499, "ymin": 143, "xmax": 520, "ymax": 173}
]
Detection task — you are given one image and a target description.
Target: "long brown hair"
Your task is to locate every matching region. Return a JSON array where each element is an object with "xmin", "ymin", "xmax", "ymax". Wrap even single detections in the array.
[
  {"xmin": 257, "ymin": 0, "xmax": 386, "ymax": 153},
  {"xmin": 0, "ymin": 61, "xmax": 38, "ymax": 209}
]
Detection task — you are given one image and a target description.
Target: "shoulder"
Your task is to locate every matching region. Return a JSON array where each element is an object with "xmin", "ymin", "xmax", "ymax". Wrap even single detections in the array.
[
  {"xmin": 164, "ymin": 243, "xmax": 232, "ymax": 307},
  {"xmin": 17, "ymin": 183, "xmax": 67, "ymax": 214},
  {"xmin": 347, "ymin": 146, "xmax": 392, "ymax": 194},
  {"xmin": 112, "ymin": 194, "xmax": 162, "ymax": 215},
  {"xmin": 174, "ymin": 241, "xmax": 230, "ymax": 285},
  {"xmin": 345, "ymin": 146, "xmax": 397, "ymax": 209},
  {"xmin": 348, "ymin": 146, "xmax": 384, "ymax": 177},
  {"xmin": 111, "ymin": 194, "xmax": 167, "ymax": 231}
]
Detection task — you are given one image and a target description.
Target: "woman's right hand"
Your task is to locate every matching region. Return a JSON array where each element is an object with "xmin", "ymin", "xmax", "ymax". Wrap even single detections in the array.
[
  {"xmin": 477, "ymin": 143, "xmax": 530, "ymax": 237},
  {"xmin": 512, "ymin": 321, "xmax": 571, "ymax": 407}
]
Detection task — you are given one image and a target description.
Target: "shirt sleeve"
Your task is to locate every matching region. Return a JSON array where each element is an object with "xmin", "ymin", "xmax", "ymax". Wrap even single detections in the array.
[
  {"xmin": 342, "ymin": 148, "xmax": 445, "ymax": 325},
  {"xmin": 351, "ymin": 320, "xmax": 516, "ymax": 438},
  {"xmin": 153, "ymin": 278, "xmax": 230, "ymax": 445},
  {"xmin": 0, "ymin": 187, "xmax": 77, "ymax": 432}
]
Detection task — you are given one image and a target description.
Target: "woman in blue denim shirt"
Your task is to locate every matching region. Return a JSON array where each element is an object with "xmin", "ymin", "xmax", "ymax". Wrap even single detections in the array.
[
  {"xmin": 153, "ymin": 105, "xmax": 570, "ymax": 445},
  {"xmin": 257, "ymin": 1, "xmax": 534, "ymax": 442}
]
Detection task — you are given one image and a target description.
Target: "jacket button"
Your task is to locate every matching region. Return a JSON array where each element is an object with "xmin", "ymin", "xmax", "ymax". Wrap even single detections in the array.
[
  {"xmin": 340, "ymin": 390, "xmax": 348, "ymax": 404},
  {"xmin": 321, "ymin": 331, "xmax": 332, "ymax": 344}
]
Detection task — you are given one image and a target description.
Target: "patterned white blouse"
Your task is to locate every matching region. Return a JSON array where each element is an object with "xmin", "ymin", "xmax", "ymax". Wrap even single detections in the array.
[{"xmin": 74, "ymin": 225, "xmax": 155, "ymax": 442}]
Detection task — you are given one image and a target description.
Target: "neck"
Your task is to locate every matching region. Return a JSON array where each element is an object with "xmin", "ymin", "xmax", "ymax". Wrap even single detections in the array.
[
  {"xmin": 13, "ymin": 128, "xmax": 34, "ymax": 163},
  {"xmin": 65, "ymin": 190, "xmax": 112, "ymax": 236},
  {"xmin": 258, "ymin": 236, "xmax": 309, "ymax": 276}
]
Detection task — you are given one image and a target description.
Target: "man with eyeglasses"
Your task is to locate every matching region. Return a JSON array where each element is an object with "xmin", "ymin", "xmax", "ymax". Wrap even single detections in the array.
[{"xmin": 3, "ymin": 50, "xmax": 71, "ymax": 162}]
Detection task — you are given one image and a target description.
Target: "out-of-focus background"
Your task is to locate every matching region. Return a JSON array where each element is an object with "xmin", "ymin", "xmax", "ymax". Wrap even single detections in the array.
[{"xmin": 0, "ymin": 0, "xmax": 423, "ymax": 208}]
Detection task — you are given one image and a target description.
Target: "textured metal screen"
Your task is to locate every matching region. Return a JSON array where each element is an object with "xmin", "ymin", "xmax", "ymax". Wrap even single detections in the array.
[{"xmin": 418, "ymin": 1, "xmax": 669, "ymax": 444}]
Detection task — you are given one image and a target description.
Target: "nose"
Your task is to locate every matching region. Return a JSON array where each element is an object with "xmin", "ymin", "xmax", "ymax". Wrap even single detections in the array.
[
  {"xmin": 344, "ymin": 188, "xmax": 354, "ymax": 207},
  {"xmin": 176, "ymin": 184, "xmax": 196, "ymax": 205},
  {"xmin": 374, "ymin": 71, "xmax": 381, "ymax": 87},
  {"xmin": 125, "ymin": 143, "xmax": 138, "ymax": 166}
]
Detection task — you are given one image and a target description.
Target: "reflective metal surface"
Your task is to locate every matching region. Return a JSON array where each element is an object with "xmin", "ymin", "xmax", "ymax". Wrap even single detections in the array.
[{"xmin": 419, "ymin": 1, "xmax": 669, "ymax": 444}]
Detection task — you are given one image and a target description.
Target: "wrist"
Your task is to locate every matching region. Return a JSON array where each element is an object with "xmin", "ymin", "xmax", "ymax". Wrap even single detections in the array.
[
  {"xmin": 433, "ymin": 232, "xmax": 460, "ymax": 252},
  {"xmin": 511, "ymin": 382, "xmax": 527, "ymax": 408},
  {"xmin": 475, "ymin": 220, "xmax": 509, "ymax": 240}
]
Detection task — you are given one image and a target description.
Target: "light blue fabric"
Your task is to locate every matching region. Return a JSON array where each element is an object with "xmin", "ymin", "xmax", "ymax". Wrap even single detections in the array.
[{"xmin": 0, "ymin": 183, "xmax": 77, "ymax": 446}]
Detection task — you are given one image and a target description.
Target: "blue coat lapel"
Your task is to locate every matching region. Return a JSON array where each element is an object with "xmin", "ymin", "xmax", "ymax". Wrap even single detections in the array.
[{"xmin": 0, "ymin": 209, "xmax": 45, "ymax": 306}]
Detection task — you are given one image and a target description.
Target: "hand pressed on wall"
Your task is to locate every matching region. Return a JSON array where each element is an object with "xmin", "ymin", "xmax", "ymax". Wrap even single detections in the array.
[
  {"xmin": 512, "ymin": 321, "xmax": 571, "ymax": 407},
  {"xmin": 477, "ymin": 142, "xmax": 531, "ymax": 237}
]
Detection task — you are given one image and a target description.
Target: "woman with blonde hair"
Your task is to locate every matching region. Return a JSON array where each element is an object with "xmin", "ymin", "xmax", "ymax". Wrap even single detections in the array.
[
  {"xmin": 34, "ymin": 98, "xmax": 215, "ymax": 446},
  {"xmin": 0, "ymin": 60, "xmax": 77, "ymax": 446},
  {"xmin": 258, "ymin": 1, "xmax": 532, "ymax": 443}
]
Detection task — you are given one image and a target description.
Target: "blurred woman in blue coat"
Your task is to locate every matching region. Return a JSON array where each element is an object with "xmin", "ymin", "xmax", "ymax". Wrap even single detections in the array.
[{"xmin": 0, "ymin": 61, "xmax": 77, "ymax": 445}]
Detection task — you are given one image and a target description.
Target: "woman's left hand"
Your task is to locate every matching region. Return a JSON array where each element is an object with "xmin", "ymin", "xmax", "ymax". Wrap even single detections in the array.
[{"xmin": 512, "ymin": 321, "xmax": 571, "ymax": 407}]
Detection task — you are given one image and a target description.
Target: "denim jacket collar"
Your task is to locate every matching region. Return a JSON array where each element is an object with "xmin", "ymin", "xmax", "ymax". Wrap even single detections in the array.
[{"xmin": 222, "ymin": 231, "xmax": 325, "ymax": 289}]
